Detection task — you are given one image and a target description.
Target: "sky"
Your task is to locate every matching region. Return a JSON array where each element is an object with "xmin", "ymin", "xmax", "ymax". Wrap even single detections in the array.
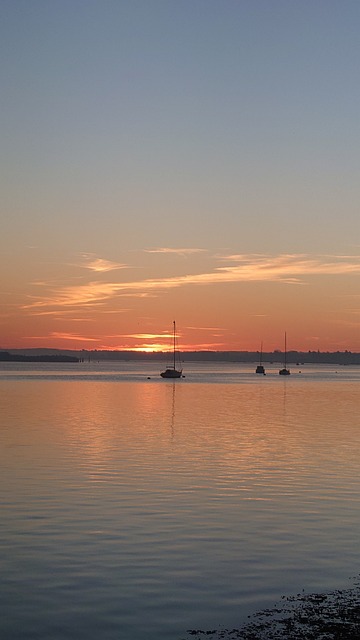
[{"xmin": 1, "ymin": 0, "xmax": 360, "ymax": 353}]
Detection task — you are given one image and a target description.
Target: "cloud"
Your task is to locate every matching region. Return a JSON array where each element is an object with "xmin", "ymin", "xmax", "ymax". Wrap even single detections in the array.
[
  {"xmin": 213, "ymin": 253, "xmax": 360, "ymax": 283},
  {"xmin": 19, "ymin": 308, "xmax": 93, "ymax": 317},
  {"xmin": 144, "ymin": 247, "xmax": 206, "ymax": 256},
  {"xmin": 120, "ymin": 333, "xmax": 172, "ymax": 339},
  {"xmin": 51, "ymin": 332, "xmax": 99, "ymax": 341},
  {"xmin": 22, "ymin": 253, "xmax": 360, "ymax": 314},
  {"xmin": 86, "ymin": 259, "xmax": 128, "ymax": 272},
  {"xmin": 26, "ymin": 332, "xmax": 99, "ymax": 342},
  {"xmin": 186, "ymin": 326, "xmax": 225, "ymax": 331},
  {"xmin": 79, "ymin": 253, "xmax": 128, "ymax": 272}
]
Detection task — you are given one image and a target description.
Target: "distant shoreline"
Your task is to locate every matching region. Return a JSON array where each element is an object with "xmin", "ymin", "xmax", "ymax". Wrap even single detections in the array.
[
  {"xmin": 1, "ymin": 349, "xmax": 360, "ymax": 366},
  {"xmin": 0, "ymin": 351, "xmax": 79, "ymax": 363}
]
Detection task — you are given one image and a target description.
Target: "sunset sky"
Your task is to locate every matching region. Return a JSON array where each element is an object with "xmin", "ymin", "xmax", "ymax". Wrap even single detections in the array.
[{"xmin": 1, "ymin": 0, "xmax": 360, "ymax": 352}]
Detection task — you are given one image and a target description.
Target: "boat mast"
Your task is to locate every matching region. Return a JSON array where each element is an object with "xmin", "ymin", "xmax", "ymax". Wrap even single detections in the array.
[
  {"xmin": 173, "ymin": 320, "xmax": 176, "ymax": 370},
  {"xmin": 284, "ymin": 332, "xmax": 287, "ymax": 369}
]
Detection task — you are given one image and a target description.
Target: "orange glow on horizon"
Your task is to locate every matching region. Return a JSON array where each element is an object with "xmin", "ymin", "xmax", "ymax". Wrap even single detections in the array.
[{"xmin": 2, "ymin": 251, "xmax": 360, "ymax": 353}]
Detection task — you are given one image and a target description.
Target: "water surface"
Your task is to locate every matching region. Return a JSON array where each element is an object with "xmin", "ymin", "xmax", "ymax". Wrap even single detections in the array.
[{"xmin": 1, "ymin": 362, "xmax": 360, "ymax": 639}]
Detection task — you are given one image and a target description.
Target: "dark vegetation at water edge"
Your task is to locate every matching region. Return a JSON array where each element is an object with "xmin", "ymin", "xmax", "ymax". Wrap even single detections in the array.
[
  {"xmin": 179, "ymin": 350, "xmax": 360, "ymax": 366},
  {"xmin": 183, "ymin": 576, "xmax": 360, "ymax": 639},
  {"xmin": 3, "ymin": 348, "xmax": 360, "ymax": 365},
  {"xmin": 0, "ymin": 351, "xmax": 79, "ymax": 363}
]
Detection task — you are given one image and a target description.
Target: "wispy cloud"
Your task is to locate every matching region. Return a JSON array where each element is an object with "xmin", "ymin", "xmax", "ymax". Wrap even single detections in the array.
[
  {"xmin": 186, "ymin": 326, "xmax": 225, "ymax": 331},
  {"xmin": 26, "ymin": 332, "xmax": 99, "ymax": 342},
  {"xmin": 51, "ymin": 332, "xmax": 99, "ymax": 341},
  {"xmin": 22, "ymin": 253, "xmax": 360, "ymax": 314},
  {"xmin": 144, "ymin": 247, "xmax": 206, "ymax": 256},
  {"xmin": 182, "ymin": 341, "xmax": 227, "ymax": 350},
  {"xmin": 120, "ymin": 333, "xmax": 172, "ymax": 339},
  {"xmin": 216, "ymin": 253, "xmax": 360, "ymax": 281},
  {"xmin": 78, "ymin": 253, "xmax": 128, "ymax": 272},
  {"xmin": 18, "ymin": 308, "xmax": 94, "ymax": 317}
]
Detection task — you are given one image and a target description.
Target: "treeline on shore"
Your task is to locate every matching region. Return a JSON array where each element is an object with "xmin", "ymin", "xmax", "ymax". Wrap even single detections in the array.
[
  {"xmin": 2, "ymin": 348, "xmax": 360, "ymax": 365},
  {"xmin": 0, "ymin": 351, "xmax": 79, "ymax": 363}
]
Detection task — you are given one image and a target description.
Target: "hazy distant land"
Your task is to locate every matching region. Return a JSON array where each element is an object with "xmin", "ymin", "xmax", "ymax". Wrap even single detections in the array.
[
  {"xmin": 0, "ymin": 351, "xmax": 80, "ymax": 363},
  {"xmin": 1, "ymin": 349, "xmax": 360, "ymax": 365}
]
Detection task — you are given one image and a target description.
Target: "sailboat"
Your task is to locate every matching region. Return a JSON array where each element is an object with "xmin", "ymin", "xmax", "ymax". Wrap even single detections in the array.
[
  {"xmin": 255, "ymin": 341, "xmax": 266, "ymax": 374},
  {"xmin": 279, "ymin": 332, "xmax": 290, "ymax": 375},
  {"xmin": 160, "ymin": 321, "xmax": 183, "ymax": 379}
]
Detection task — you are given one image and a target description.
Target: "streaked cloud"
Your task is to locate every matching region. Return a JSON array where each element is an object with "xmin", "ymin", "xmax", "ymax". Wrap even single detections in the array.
[
  {"xmin": 22, "ymin": 253, "xmax": 360, "ymax": 314},
  {"xmin": 79, "ymin": 253, "xmax": 128, "ymax": 272},
  {"xmin": 26, "ymin": 332, "xmax": 99, "ymax": 342},
  {"xmin": 120, "ymin": 333, "xmax": 172, "ymax": 339},
  {"xmin": 181, "ymin": 341, "xmax": 227, "ymax": 350},
  {"xmin": 18, "ymin": 308, "xmax": 94, "ymax": 317},
  {"xmin": 51, "ymin": 332, "xmax": 99, "ymax": 341},
  {"xmin": 144, "ymin": 247, "xmax": 206, "ymax": 256},
  {"xmin": 216, "ymin": 253, "xmax": 360, "ymax": 281},
  {"xmin": 186, "ymin": 326, "xmax": 225, "ymax": 331}
]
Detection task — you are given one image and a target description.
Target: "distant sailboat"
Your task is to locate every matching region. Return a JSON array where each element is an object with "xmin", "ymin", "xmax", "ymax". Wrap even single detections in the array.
[
  {"xmin": 279, "ymin": 332, "xmax": 290, "ymax": 375},
  {"xmin": 255, "ymin": 342, "xmax": 266, "ymax": 375},
  {"xmin": 160, "ymin": 321, "xmax": 183, "ymax": 379}
]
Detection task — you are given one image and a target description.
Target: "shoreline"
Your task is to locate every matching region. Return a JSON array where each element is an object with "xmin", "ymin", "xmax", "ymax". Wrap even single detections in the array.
[
  {"xmin": 184, "ymin": 576, "xmax": 360, "ymax": 639},
  {"xmin": 3, "ymin": 348, "xmax": 360, "ymax": 366}
]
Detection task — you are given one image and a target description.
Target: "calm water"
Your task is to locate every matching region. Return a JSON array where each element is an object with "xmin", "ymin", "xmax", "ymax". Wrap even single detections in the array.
[{"xmin": 1, "ymin": 361, "xmax": 360, "ymax": 639}]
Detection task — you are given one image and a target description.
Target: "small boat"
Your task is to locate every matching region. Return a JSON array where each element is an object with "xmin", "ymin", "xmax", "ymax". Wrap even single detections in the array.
[
  {"xmin": 160, "ymin": 321, "xmax": 183, "ymax": 379},
  {"xmin": 256, "ymin": 341, "xmax": 266, "ymax": 375},
  {"xmin": 279, "ymin": 332, "xmax": 290, "ymax": 375}
]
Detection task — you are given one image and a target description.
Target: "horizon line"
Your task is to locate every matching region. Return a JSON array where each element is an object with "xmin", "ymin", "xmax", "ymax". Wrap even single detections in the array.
[{"xmin": 2, "ymin": 347, "xmax": 359, "ymax": 355}]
